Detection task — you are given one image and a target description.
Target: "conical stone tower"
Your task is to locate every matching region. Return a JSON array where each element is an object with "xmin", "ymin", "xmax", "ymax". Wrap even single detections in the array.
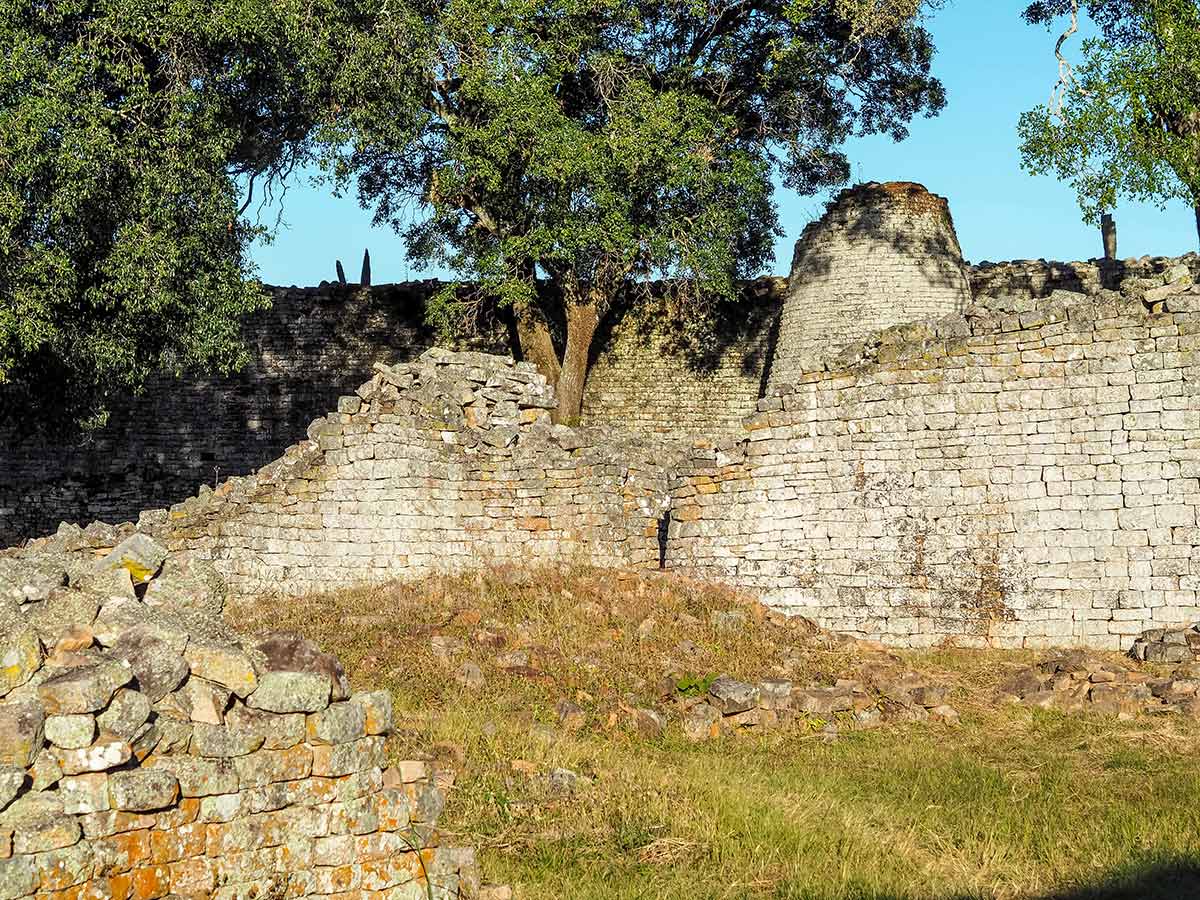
[{"xmin": 767, "ymin": 181, "xmax": 971, "ymax": 390}]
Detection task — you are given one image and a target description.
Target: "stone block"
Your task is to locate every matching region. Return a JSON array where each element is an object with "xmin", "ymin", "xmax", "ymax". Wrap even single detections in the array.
[
  {"xmin": 248, "ymin": 671, "xmax": 331, "ymax": 714},
  {"xmin": 0, "ymin": 700, "xmax": 45, "ymax": 768},
  {"xmin": 109, "ymin": 770, "xmax": 180, "ymax": 812}
]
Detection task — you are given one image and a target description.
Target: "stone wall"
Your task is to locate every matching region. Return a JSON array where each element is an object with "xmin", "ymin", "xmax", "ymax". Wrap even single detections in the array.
[
  {"xmin": 0, "ymin": 283, "xmax": 472, "ymax": 548},
  {"xmin": 0, "ymin": 282, "xmax": 774, "ymax": 547},
  {"xmin": 137, "ymin": 350, "xmax": 677, "ymax": 598},
  {"xmin": 579, "ymin": 279, "xmax": 783, "ymax": 437},
  {"xmin": 669, "ymin": 285, "xmax": 1200, "ymax": 651},
  {"xmin": 767, "ymin": 182, "xmax": 972, "ymax": 390},
  {"xmin": 0, "ymin": 531, "xmax": 479, "ymax": 899},
  {"xmin": 969, "ymin": 254, "xmax": 1200, "ymax": 308}
]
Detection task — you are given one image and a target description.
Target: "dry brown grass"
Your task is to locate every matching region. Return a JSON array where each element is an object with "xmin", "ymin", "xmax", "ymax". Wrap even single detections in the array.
[{"xmin": 229, "ymin": 567, "xmax": 1200, "ymax": 899}]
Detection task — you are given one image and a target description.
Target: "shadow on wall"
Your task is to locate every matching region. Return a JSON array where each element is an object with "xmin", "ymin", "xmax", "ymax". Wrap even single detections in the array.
[
  {"xmin": 792, "ymin": 181, "xmax": 971, "ymax": 296},
  {"xmin": 586, "ymin": 277, "xmax": 785, "ymax": 378}
]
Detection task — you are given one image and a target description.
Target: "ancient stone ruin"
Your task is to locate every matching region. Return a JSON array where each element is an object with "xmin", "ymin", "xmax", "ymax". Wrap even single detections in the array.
[
  {"xmin": 1, "ymin": 182, "xmax": 1199, "ymax": 656},
  {"xmin": 0, "ymin": 531, "xmax": 480, "ymax": 899},
  {"xmin": 767, "ymin": 181, "xmax": 972, "ymax": 389}
]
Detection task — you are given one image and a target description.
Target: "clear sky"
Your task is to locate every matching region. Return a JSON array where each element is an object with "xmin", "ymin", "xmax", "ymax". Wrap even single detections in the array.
[{"xmin": 249, "ymin": 2, "xmax": 1200, "ymax": 287}]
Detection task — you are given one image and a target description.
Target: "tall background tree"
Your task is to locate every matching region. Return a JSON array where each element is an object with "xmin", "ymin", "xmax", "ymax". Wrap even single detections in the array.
[
  {"xmin": 0, "ymin": 0, "xmax": 352, "ymax": 429},
  {"xmin": 326, "ymin": 0, "xmax": 946, "ymax": 422},
  {"xmin": 1019, "ymin": 0, "xmax": 1200, "ymax": 245}
]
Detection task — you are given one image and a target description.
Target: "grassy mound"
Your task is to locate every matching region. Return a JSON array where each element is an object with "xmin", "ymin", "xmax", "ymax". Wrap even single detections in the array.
[{"xmin": 230, "ymin": 567, "xmax": 1200, "ymax": 899}]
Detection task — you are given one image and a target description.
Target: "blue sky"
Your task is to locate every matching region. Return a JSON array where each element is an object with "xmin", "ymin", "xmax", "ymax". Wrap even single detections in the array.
[{"xmin": 250, "ymin": 2, "xmax": 1200, "ymax": 287}]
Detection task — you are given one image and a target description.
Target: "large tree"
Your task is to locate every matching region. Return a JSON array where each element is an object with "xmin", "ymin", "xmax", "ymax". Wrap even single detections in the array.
[
  {"xmin": 0, "ymin": 0, "xmax": 352, "ymax": 428},
  {"xmin": 1019, "ymin": 0, "xmax": 1200, "ymax": 244},
  {"xmin": 326, "ymin": 0, "xmax": 946, "ymax": 422}
]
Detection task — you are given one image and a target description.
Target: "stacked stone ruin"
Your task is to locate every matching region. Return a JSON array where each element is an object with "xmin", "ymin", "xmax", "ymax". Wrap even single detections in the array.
[
  {"xmin": 766, "ymin": 182, "xmax": 973, "ymax": 389},
  {"xmin": 0, "ymin": 531, "xmax": 478, "ymax": 899},
  {"xmin": 2, "ymin": 181, "xmax": 1200, "ymax": 656}
]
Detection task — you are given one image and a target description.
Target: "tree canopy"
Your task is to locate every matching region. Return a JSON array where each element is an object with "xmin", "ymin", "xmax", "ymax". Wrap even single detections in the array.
[
  {"xmin": 1018, "ymin": 0, "xmax": 1200, "ymax": 242},
  {"xmin": 0, "ymin": 0, "xmax": 351, "ymax": 428},
  {"xmin": 326, "ymin": 0, "xmax": 946, "ymax": 421}
]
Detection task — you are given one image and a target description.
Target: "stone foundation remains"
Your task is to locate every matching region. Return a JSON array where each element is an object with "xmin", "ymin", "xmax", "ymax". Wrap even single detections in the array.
[{"xmin": 0, "ymin": 531, "xmax": 480, "ymax": 899}]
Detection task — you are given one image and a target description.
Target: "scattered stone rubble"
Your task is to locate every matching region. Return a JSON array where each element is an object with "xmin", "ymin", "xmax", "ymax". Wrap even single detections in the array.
[
  {"xmin": 669, "ymin": 661, "xmax": 960, "ymax": 742},
  {"xmin": 0, "ymin": 531, "xmax": 483, "ymax": 899},
  {"xmin": 997, "ymin": 648, "xmax": 1200, "ymax": 719},
  {"xmin": 1129, "ymin": 623, "xmax": 1200, "ymax": 664}
]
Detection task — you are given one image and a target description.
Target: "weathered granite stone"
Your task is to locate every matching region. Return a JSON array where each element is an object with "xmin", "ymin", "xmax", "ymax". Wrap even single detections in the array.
[
  {"xmin": 144, "ymin": 756, "xmax": 238, "ymax": 797},
  {"xmin": 161, "ymin": 676, "xmax": 230, "ymax": 725},
  {"xmin": 0, "ymin": 556, "xmax": 67, "ymax": 605},
  {"xmin": 26, "ymin": 591, "xmax": 100, "ymax": 646},
  {"xmin": 0, "ymin": 616, "xmax": 42, "ymax": 698},
  {"xmin": 349, "ymin": 690, "xmax": 393, "ymax": 735},
  {"xmin": 224, "ymin": 705, "xmax": 306, "ymax": 750},
  {"xmin": 60, "ymin": 773, "xmax": 110, "ymax": 815},
  {"xmin": 4, "ymin": 794, "xmax": 80, "ymax": 854},
  {"xmin": 96, "ymin": 688, "xmax": 151, "ymax": 740},
  {"xmin": 44, "ymin": 714, "xmax": 96, "ymax": 750},
  {"xmin": 37, "ymin": 660, "xmax": 132, "ymax": 715},
  {"xmin": 96, "ymin": 533, "xmax": 168, "ymax": 584},
  {"xmin": 108, "ymin": 769, "xmax": 180, "ymax": 811},
  {"xmin": 109, "ymin": 625, "xmax": 190, "ymax": 701},
  {"xmin": 76, "ymin": 567, "xmax": 137, "ymax": 604},
  {"xmin": 310, "ymin": 736, "xmax": 387, "ymax": 777},
  {"xmin": 0, "ymin": 700, "xmax": 45, "ymax": 768},
  {"xmin": 142, "ymin": 553, "xmax": 225, "ymax": 616},
  {"xmin": 0, "ymin": 767, "xmax": 23, "ymax": 814},
  {"xmin": 189, "ymin": 722, "xmax": 266, "ymax": 758},
  {"xmin": 248, "ymin": 671, "xmax": 331, "ymax": 714},
  {"xmin": 306, "ymin": 702, "xmax": 367, "ymax": 745},
  {"xmin": 708, "ymin": 677, "xmax": 759, "ymax": 715},
  {"xmin": 183, "ymin": 641, "xmax": 257, "ymax": 698},
  {"xmin": 255, "ymin": 632, "xmax": 350, "ymax": 701},
  {"xmin": 0, "ymin": 855, "xmax": 36, "ymax": 899},
  {"xmin": 29, "ymin": 749, "xmax": 63, "ymax": 791},
  {"xmin": 52, "ymin": 735, "xmax": 132, "ymax": 775}
]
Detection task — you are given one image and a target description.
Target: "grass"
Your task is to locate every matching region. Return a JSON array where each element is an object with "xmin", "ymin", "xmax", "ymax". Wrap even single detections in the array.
[{"xmin": 230, "ymin": 567, "xmax": 1200, "ymax": 899}]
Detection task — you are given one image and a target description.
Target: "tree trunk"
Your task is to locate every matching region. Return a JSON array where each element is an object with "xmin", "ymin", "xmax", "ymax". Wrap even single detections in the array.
[
  {"xmin": 1194, "ymin": 202, "xmax": 1200, "ymax": 249},
  {"xmin": 553, "ymin": 301, "xmax": 599, "ymax": 425},
  {"xmin": 514, "ymin": 309, "xmax": 561, "ymax": 388}
]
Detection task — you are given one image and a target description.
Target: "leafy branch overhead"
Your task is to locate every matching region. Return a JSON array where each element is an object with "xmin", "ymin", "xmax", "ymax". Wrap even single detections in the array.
[
  {"xmin": 323, "ymin": 0, "xmax": 946, "ymax": 421},
  {"xmin": 1019, "ymin": 0, "xmax": 1200, "ymax": 239}
]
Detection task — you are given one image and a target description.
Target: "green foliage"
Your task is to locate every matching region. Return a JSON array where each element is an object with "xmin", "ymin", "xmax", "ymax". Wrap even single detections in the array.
[
  {"xmin": 675, "ymin": 672, "xmax": 719, "ymax": 698},
  {"xmin": 324, "ymin": 0, "xmax": 945, "ymax": 382},
  {"xmin": 674, "ymin": 673, "xmax": 711, "ymax": 698},
  {"xmin": 0, "ymin": 0, "xmax": 351, "ymax": 427},
  {"xmin": 1018, "ymin": 0, "xmax": 1200, "ymax": 233}
]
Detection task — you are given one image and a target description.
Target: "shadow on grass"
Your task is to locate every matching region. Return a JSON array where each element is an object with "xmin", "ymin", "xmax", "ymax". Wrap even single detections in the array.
[{"xmin": 1033, "ymin": 859, "xmax": 1200, "ymax": 900}]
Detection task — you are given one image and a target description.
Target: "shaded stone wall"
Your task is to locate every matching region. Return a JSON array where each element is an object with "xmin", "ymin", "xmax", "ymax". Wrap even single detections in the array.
[
  {"xmin": 0, "ymin": 283, "xmax": 775, "ymax": 547},
  {"xmin": 669, "ymin": 288, "xmax": 1200, "ymax": 651},
  {"xmin": 0, "ymin": 284, "xmax": 476, "ymax": 548},
  {"xmin": 767, "ymin": 182, "xmax": 971, "ymax": 389},
  {"xmin": 139, "ymin": 350, "xmax": 677, "ymax": 598},
  {"xmin": 579, "ymin": 279, "xmax": 783, "ymax": 437}
]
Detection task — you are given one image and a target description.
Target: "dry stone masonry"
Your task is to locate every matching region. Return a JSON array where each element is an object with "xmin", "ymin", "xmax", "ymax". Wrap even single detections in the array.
[
  {"xmin": 0, "ymin": 531, "xmax": 480, "ymax": 899},
  {"xmin": 670, "ymin": 269, "xmax": 1200, "ymax": 650},
  {"xmin": 579, "ymin": 279, "xmax": 783, "ymax": 438},
  {"xmin": 767, "ymin": 182, "xmax": 972, "ymax": 389},
  {"xmin": 134, "ymin": 350, "xmax": 678, "ymax": 598},
  {"xmin": 3, "ymin": 181, "xmax": 1200, "ymax": 654}
]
